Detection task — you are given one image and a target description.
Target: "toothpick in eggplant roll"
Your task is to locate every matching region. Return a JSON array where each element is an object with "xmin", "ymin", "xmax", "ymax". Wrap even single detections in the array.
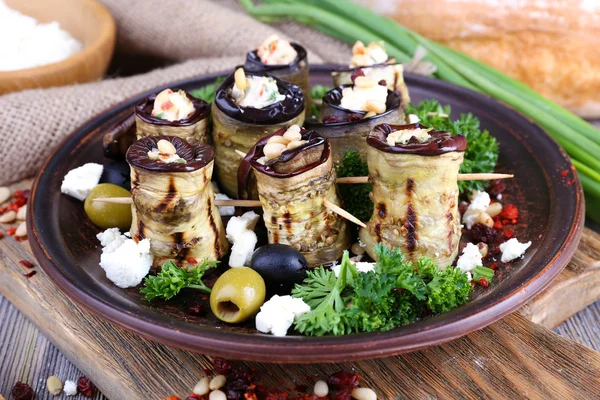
[
  {"xmin": 244, "ymin": 35, "xmax": 312, "ymax": 118},
  {"xmin": 135, "ymin": 89, "xmax": 211, "ymax": 146},
  {"xmin": 359, "ymin": 123, "xmax": 467, "ymax": 266},
  {"xmin": 238, "ymin": 126, "xmax": 350, "ymax": 267},
  {"xmin": 211, "ymin": 68, "xmax": 305, "ymax": 198},
  {"xmin": 331, "ymin": 41, "xmax": 410, "ymax": 106},
  {"xmin": 308, "ymin": 82, "xmax": 405, "ymax": 162},
  {"xmin": 127, "ymin": 136, "xmax": 228, "ymax": 270}
]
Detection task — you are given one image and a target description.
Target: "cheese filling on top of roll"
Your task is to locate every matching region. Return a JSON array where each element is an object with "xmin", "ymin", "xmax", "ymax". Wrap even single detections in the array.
[
  {"xmin": 257, "ymin": 34, "xmax": 298, "ymax": 65},
  {"xmin": 386, "ymin": 127, "xmax": 432, "ymax": 146},
  {"xmin": 232, "ymin": 75, "xmax": 286, "ymax": 109},
  {"xmin": 147, "ymin": 139, "xmax": 186, "ymax": 164},
  {"xmin": 151, "ymin": 89, "xmax": 195, "ymax": 122},
  {"xmin": 340, "ymin": 83, "xmax": 388, "ymax": 112},
  {"xmin": 350, "ymin": 41, "xmax": 389, "ymax": 67}
]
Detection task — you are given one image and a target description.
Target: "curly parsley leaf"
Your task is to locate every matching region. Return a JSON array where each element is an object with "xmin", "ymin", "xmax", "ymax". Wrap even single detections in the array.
[
  {"xmin": 140, "ymin": 260, "xmax": 217, "ymax": 301},
  {"xmin": 336, "ymin": 149, "xmax": 373, "ymax": 221},
  {"xmin": 189, "ymin": 77, "xmax": 225, "ymax": 103},
  {"xmin": 406, "ymin": 100, "xmax": 499, "ymax": 193}
]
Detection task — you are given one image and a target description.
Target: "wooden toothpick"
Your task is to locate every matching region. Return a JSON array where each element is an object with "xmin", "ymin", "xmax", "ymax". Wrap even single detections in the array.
[
  {"xmin": 324, "ymin": 199, "xmax": 366, "ymax": 228},
  {"xmin": 93, "ymin": 197, "xmax": 261, "ymax": 207},
  {"xmin": 337, "ymin": 173, "xmax": 514, "ymax": 184}
]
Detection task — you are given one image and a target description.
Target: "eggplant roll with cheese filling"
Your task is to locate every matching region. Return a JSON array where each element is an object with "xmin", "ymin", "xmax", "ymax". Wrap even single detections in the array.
[
  {"xmin": 310, "ymin": 83, "xmax": 405, "ymax": 162},
  {"xmin": 238, "ymin": 126, "xmax": 350, "ymax": 267},
  {"xmin": 358, "ymin": 123, "xmax": 467, "ymax": 267},
  {"xmin": 135, "ymin": 89, "xmax": 211, "ymax": 146},
  {"xmin": 244, "ymin": 35, "xmax": 311, "ymax": 118},
  {"xmin": 127, "ymin": 136, "xmax": 228, "ymax": 269},
  {"xmin": 211, "ymin": 68, "xmax": 305, "ymax": 198},
  {"xmin": 331, "ymin": 41, "xmax": 410, "ymax": 107}
]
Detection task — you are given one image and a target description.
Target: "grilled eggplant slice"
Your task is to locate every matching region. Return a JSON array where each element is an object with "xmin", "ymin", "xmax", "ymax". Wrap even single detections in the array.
[
  {"xmin": 135, "ymin": 91, "xmax": 211, "ymax": 146},
  {"xmin": 238, "ymin": 128, "xmax": 350, "ymax": 267},
  {"xmin": 126, "ymin": 136, "xmax": 228, "ymax": 269},
  {"xmin": 245, "ymin": 40, "xmax": 311, "ymax": 118},
  {"xmin": 211, "ymin": 70, "xmax": 305, "ymax": 198},
  {"xmin": 358, "ymin": 123, "xmax": 467, "ymax": 267},
  {"xmin": 308, "ymin": 84, "xmax": 405, "ymax": 162}
]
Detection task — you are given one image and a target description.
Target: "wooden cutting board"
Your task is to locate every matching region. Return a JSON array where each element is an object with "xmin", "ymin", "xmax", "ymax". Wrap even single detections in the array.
[{"xmin": 1, "ymin": 179, "xmax": 600, "ymax": 399}]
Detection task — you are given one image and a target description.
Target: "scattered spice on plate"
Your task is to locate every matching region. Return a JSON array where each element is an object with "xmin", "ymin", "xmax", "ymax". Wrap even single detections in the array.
[
  {"xmin": 23, "ymin": 271, "xmax": 36, "ymax": 279},
  {"xmin": 11, "ymin": 382, "xmax": 34, "ymax": 400},
  {"xmin": 19, "ymin": 260, "xmax": 34, "ymax": 268},
  {"xmin": 77, "ymin": 376, "xmax": 95, "ymax": 398}
]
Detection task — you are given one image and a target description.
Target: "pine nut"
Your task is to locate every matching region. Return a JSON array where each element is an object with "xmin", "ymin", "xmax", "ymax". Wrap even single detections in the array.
[
  {"xmin": 287, "ymin": 140, "xmax": 306, "ymax": 150},
  {"xmin": 0, "ymin": 187, "xmax": 10, "ymax": 204},
  {"xmin": 193, "ymin": 377, "xmax": 210, "ymax": 395},
  {"xmin": 352, "ymin": 40, "xmax": 366, "ymax": 55},
  {"xmin": 264, "ymin": 143, "xmax": 287, "ymax": 159},
  {"xmin": 477, "ymin": 242, "xmax": 489, "ymax": 258},
  {"xmin": 17, "ymin": 205, "xmax": 27, "ymax": 220},
  {"xmin": 366, "ymin": 100, "xmax": 386, "ymax": 114},
  {"xmin": 234, "ymin": 68, "xmax": 247, "ymax": 90},
  {"xmin": 314, "ymin": 380, "xmax": 329, "ymax": 397},
  {"xmin": 209, "ymin": 375, "xmax": 227, "ymax": 390},
  {"xmin": 15, "ymin": 221, "xmax": 27, "ymax": 237},
  {"xmin": 209, "ymin": 390, "xmax": 227, "ymax": 400},
  {"xmin": 487, "ymin": 202, "xmax": 503, "ymax": 217},
  {"xmin": 363, "ymin": 111, "xmax": 376, "ymax": 119},
  {"xmin": 0, "ymin": 210, "xmax": 16, "ymax": 223},
  {"xmin": 351, "ymin": 387, "xmax": 377, "ymax": 400},
  {"xmin": 350, "ymin": 54, "xmax": 367, "ymax": 66},
  {"xmin": 47, "ymin": 376, "xmax": 63, "ymax": 396},
  {"xmin": 267, "ymin": 135, "xmax": 290, "ymax": 145},
  {"xmin": 351, "ymin": 242, "xmax": 365, "ymax": 255},
  {"xmin": 476, "ymin": 211, "xmax": 494, "ymax": 228},
  {"xmin": 157, "ymin": 139, "xmax": 176, "ymax": 155},
  {"xmin": 354, "ymin": 76, "xmax": 377, "ymax": 88},
  {"xmin": 283, "ymin": 125, "xmax": 302, "ymax": 141}
]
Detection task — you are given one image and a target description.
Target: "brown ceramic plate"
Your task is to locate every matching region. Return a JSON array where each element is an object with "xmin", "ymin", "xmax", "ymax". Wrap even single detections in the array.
[{"xmin": 27, "ymin": 65, "xmax": 584, "ymax": 363}]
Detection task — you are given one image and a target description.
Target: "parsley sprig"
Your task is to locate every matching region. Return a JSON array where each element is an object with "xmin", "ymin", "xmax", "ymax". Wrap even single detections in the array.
[
  {"xmin": 335, "ymin": 149, "xmax": 372, "ymax": 221},
  {"xmin": 189, "ymin": 77, "xmax": 226, "ymax": 103},
  {"xmin": 292, "ymin": 244, "xmax": 474, "ymax": 336},
  {"xmin": 140, "ymin": 260, "xmax": 217, "ymax": 301}
]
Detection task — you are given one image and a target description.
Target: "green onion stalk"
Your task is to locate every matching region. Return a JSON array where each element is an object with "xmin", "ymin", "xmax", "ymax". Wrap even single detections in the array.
[{"xmin": 240, "ymin": 0, "xmax": 600, "ymax": 222}]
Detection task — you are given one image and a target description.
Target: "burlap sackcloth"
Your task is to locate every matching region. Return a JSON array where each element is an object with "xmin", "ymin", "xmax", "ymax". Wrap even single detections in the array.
[{"xmin": 0, "ymin": 0, "xmax": 353, "ymax": 185}]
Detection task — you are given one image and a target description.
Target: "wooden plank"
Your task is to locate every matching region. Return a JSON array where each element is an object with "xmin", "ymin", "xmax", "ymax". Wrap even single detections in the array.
[{"xmin": 1, "ymin": 179, "xmax": 600, "ymax": 398}]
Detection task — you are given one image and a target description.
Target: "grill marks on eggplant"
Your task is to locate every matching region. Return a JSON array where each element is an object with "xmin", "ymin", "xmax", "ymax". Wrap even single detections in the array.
[
  {"xmin": 155, "ymin": 177, "xmax": 177, "ymax": 213},
  {"xmin": 206, "ymin": 196, "xmax": 222, "ymax": 258},
  {"xmin": 404, "ymin": 178, "xmax": 418, "ymax": 254}
]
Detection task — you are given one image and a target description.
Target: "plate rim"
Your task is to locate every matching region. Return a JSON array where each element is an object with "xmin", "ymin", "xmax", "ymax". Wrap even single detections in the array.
[{"xmin": 27, "ymin": 65, "xmax": 585, "ymax": 363}]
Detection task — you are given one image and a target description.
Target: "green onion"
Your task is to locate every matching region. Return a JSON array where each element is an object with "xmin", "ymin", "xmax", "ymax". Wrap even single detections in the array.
[
  {"xmin": 473, "ymin": 266, "xmax": 494, "ymax": 284},
  {"xmin": 241, "ymin": 0, "xmax": 600, "ymax": 222}
]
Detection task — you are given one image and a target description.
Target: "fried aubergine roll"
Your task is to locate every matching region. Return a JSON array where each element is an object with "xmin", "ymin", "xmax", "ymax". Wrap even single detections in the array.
[
  {"xmin": 127, "ymin": 136, "xmax": 228, "ymax": 270},
  {"xmin": 211, "ymin": 68, "xmax": 305, "ymax": 197},
  {"xmin": 135, "ymin": 89, "xmax": 211, "ymax": 146},
  {"xmin": 359, "ymin": 123, "xmax": 467, "ymax": 267},
  {"xmin": 331, "ymin": 41, "xmax": 410, "ymax": 107},
  {"xmin": 244, "ymin": 35, "xmax": 311, "ymax": 118},
  {"xmin": 238, "ymin": 126, "xmax": 350, "ymax": 267},
  {"xmin": 310, "ymin": 82, "xmax": 405, "ymax": 162}
]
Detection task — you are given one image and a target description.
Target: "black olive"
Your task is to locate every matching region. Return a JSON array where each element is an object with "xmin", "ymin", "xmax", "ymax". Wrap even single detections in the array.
[
  {"xmin": 100, "ymin": 161, "xmax": 131, "ymax": 190},
  {"xmin": 250, "ymin": 244, "xmax": 308, "ymax": 295}
]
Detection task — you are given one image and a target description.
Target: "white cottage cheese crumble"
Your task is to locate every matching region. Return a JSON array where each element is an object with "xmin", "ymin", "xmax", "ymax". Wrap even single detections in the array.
[
  {"xmin": 63, "ymin": 380, "xmax": 77, "ymax": 396},
  {"xmin": 331, "ymin": 261, "xmax": 375, "ymax": 277},
  {"xmin": 462, "ymin": 190, "xmax": 491, "ymax": 229},
  {"xmin": 456, "ymin": 243, "xmax": 483, "ymax": 274},
  {"xmin": 500, "ymin": 238, "xmax": 532, "ymax": 262},
  {"xmin": 255, "ymin": 295, "xmax": 310, "ymax": 336},
  {"xmin": 60, "ymin": 163, "xmax": 103, "ymax": 201},
  {"xmin": 226, "ymin": 211, "xmax": 260, "ymax": 267}
]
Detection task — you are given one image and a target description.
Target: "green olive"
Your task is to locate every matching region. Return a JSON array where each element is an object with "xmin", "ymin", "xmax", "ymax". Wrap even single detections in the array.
[
  {"xmin": 210, "ymin": 267, "xmax": 266, "ymax": 324},
  {"xmin": 84, "ymin": 184, "xmax": 132, "ymax": 230}
]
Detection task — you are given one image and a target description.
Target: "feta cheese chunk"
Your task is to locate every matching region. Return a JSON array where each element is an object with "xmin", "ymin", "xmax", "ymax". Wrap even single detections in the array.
[
  {"xmin": 500, "ymin": 238, "xmax": 532, "ymax": 262},
  {"xmin": 257, "ymin": 34, "xmax": 298, "ymax": 65},
  {"xmin": 350, "ymin": 41, "xmax": 389, "ymax": 67},
  {"xmin": 96, "ymin": 228, "xmax": 153, "ymax": 288},
  {"xmin": 386, "ymin": 127, "xmax": 431, "ymax": 146},
  {"xmin": 232, "ymin": 75, "xmax": 285, "ymax": 109},
  {"xmin": 60, "ymin": 163, "xmax": 103, "ymax": 201},
  {"xmin": 151, "ymin": 88, "xmax": 195, "ymax": 121},
  {"xmin": 456, "ymin": 243, "xmax": 483, "ymax": 274},
  {"xmin": 63, "ymin": 380, "xmax": 77, "ymax": 396},
  {"xmin": 462, "ymin": 190, "xmax": 491, "ymax": 229},
  {"xmin": 255, "ymin": 295, "xmax": 310, "ymax": 336},
  {"xmin": 226, "ymin": 211, "xmax": 260, "ymax": 267},
  {"xmin": 408, "ymin": 114, "xmax": 421, "ymax": 124},
  {"xmin": 215, "ymin": 193, "xmax": 235, "ymax": 216},
  {"xmin": 332, "ymin": 261, "xmax": 375, "ymax": 277}
]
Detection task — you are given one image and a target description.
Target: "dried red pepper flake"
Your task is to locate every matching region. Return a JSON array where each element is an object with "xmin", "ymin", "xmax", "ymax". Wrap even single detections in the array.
[
  {"xmin": 24, "ymin": 271, "xmax": 36, "ymax": 279},
  {"xmin": 327, "ymin": 371, "xmax": 359, "ymax": 389},
  {"xmin": 163, "ymin": 397, "xmax": 181, "ymax": 400},
  {"xmin": 0, "ymin": 231, "xmax": 3, "ymax": 239},
  {"xmin": 503, "ymin": 228, "xmax": 515, "ymax": 239},
  {"xmin": 8, "ymin": 203, "xmax": 19, "ymax": 212},
  {"xmin": 493, "ymin": 218, "xmax": 503, "ymax": 230},
  {"xmin": 77, "ymin": 376, "xmax": 95, "ymax": 398},
  {"xmin": 334, "ymin": 388, "xmax": 353, "ymax": 400},
  {"xmin": 560, "ymin": 170, "xmax": 569, "ymax": 177},
  {"xmin": 11, "ymin": 381, "xmax": 34, "ymax": 400},
  {"xmin": 202, "ymin": 368, "xmax": 212, "ymax": 376},
  {"xmin": 213, "ymin": 357, "xmax": 232, "ymax": 375},
  {"xmin": 499, "ymin": 204, "xmax": 519, "ymax": 221},
  {"xmin": 6, "ymin": 227, "xmax": 16, "ymax": 235},
  {"xmin": 187, "ymin": 257, "xmax": 198, "ymax": 264},
  {"xmin": 478, "ymin": 277, "xmax": 489, "ymax": 287},
  {"xmin": 490, "ymin": 263, "xmax": 499, "ymax": 270},
  {"xmin": 185, "ymin": 394, "xmax": 206, "ymax": 400},
  {"xmin": 244, "ymin": 392, "xmax": 259, "ymax": 400},
  {"xmin": 19, "ymin": 260, "xmax": 34, "ymax": 268}
]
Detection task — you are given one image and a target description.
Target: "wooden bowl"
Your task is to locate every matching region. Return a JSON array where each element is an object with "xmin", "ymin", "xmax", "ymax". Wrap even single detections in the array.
[{"xmin": 0, "ymin": 0, "xmax": 116, "ymax": 95}]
